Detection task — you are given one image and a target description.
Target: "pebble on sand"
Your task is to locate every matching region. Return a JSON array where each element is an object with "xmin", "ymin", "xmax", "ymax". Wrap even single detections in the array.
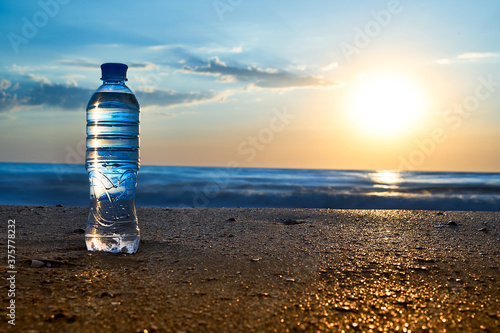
[{"xmin": 30, "ymin": 260, "xmax": 45, "ymax": 268}]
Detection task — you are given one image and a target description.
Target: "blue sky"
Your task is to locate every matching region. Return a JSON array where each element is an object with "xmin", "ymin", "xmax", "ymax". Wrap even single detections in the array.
[{"xmin": 1, "ymin": 0, "xmax": 500, "ymax": 172}]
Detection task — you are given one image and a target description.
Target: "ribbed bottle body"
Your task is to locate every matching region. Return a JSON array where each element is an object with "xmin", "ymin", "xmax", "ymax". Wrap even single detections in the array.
[{"xmin": 85, "ymin": 79, "xmax": 140, "ymax": 254}]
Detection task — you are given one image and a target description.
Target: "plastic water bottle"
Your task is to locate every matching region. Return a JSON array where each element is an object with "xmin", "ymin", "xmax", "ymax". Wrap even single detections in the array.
[{"xmin": 85, "ymin": 63, "xmax": 140, "ymax": 253}]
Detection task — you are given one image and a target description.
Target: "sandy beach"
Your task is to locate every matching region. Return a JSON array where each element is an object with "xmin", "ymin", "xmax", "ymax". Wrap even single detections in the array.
[{"xmin": 1, "ymin": 205, "xmax": 499, "ymax": 332}]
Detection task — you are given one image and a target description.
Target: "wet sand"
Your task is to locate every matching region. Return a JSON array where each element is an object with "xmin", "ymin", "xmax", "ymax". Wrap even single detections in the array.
[{"xmin": 1, "ymin": 205, "xmax": 499, "ymax": 332}]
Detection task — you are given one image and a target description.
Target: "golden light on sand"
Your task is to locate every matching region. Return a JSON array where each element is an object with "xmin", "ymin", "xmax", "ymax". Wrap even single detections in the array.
[{"xmin": 347, "ymin": 73, "xmax": 428, "ymax": 137}]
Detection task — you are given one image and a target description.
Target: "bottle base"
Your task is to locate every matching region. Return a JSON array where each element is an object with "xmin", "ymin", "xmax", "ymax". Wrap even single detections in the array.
[{"xmin": 85, "ymin": 234, "xmax": 139, "ymax": 254}]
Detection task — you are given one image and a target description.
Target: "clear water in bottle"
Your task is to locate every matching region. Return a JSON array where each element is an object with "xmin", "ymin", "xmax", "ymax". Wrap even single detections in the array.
[{"xmin": 85, "ymin": 63, "xmax": 140, "ymax": 253}]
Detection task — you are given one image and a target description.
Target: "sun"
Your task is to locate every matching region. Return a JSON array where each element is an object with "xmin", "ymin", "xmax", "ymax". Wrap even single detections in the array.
[{"xmin": 347, "ymin": 73, "xmax": 428, "ymax": 137}]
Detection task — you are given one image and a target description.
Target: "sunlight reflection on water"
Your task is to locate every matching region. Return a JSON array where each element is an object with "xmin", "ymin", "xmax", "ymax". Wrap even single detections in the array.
[{"xmin": 369, "ymin": 171, "xmax": 402, "ymax": 192}]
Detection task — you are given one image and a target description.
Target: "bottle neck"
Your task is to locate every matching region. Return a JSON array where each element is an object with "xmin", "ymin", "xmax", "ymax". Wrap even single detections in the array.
[{"xmin": 102, "ymin": 79, "xmax": 126, "ymax": 85}]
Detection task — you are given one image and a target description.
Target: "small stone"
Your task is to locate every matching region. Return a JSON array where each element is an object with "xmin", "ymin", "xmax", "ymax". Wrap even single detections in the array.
[
  {"xmin": 285, "ymin": 278, "xmax": 296, "ymax": 283},
  {"xmin": 282, "ymin": 219, "xmax": 305, "ymax": 225},
  {"xmin": 335, "ymin": 306, "xmax": 353, "ymax": 312},
  {"xmin": 251, "ymin": 258, "xmax": 261, "ymax": 262},
  {"xmin": 478, "ymin": 227, "xmax": 488, "ymax": 232},
  {"xmin": 226, "ymin": 217, "xmax": 236, "ymax": 222},
  {"xmin": 73, "ymin": 228, "xmax": 85, "ymax": 234},
  {"xmin": 56, "ymin": 204, "xmax": 64, "ymax": 207},
  {"xmin": 100, "ymin": 292, "xmax": 114, "ymax": 298},
  {"xmin": 447, "ymin": 221, "xmax": 458, "ymax": 226},
  {"xmin": 31, "ymin": 260, "xmax": 45, "ymax": 268},
  {"xmin": 48, "ymin": 313, "xmax": 66, "ymax": 321}
]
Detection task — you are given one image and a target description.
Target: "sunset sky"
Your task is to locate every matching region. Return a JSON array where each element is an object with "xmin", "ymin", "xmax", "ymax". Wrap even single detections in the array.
[{"xmin": 1, "ymin": 0, "xmax": 499, "ymax": 172}]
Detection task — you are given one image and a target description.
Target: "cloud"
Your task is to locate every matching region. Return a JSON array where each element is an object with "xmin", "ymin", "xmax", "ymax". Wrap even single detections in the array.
[
  {"xmin": 0, "ymin": 75, "xmax": 225, "ymax": 112},
  {"xmin": 146, "ymin": 46, "xmax": 209, "ymax": 68},
  {"xmin": 143, "ymin": 45, "xmax": 341, "ymax": 89},
  {"xmin": 0, "ymin": 79, "xmax": 12, "ymax": 90},
  {"xmin": 457, "ymin": 52, "xmax": 500, "ymax": 60},
  {"xmin": 27, "ymin": 74, "xmax": 51, "ymax": 85},
  {"xmin": 61, "ymin": 74, "xmax": 86, "ymax": 79},
  {"xmin": 181, "ymin": 57, "xmax": 340, "ymax": 89},
  {"xmin": 0, "ymin": 82, "xmax": 93, "ymax": 112},
  {"xmin": 0, "ymin": 91, "xmax": 25, "ymax": 112},
  {"xmin": 148, "ymin": 44, "xmax": 242, "ymax": 54},
  {"xmin": 7, "ymin": 64, "xmax": 57, "ymax": 74},
  {"xmin": 321, "ymin": 62, "xmax": 338, "ymax": 71},
  {"xmin": 66, "ymin": 79, "xmax": 78, "ymax": 87},
  {"xmin": 197, "ymin": 46, "xmax": 243, "ymax": 54},
  {"xmin": 137, "ymin": 89, "xmax": 227, "ymax": 109},
  {"xmin": 435, "ymin": 58, "xmax": 451, "ymax": 65},
  {"xmin": 7, "ymin": 64, "xmax": 34, "ymax": 74},
  {"xmin": 59, "ymin": 58, "xmax": 156, "ymax": 71},
  {"xmin": 58, "ymin": 58, "xmax": 101, "ymax": 68},
  {"xmin": 436, "ymin": 52, "xmax": 500, "ymax": 65}
]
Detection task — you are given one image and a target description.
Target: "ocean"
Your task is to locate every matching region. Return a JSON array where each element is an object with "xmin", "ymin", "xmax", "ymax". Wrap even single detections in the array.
[{"xmin": 1, "ymin": 162, "xmax": 499, "ymax": 211}]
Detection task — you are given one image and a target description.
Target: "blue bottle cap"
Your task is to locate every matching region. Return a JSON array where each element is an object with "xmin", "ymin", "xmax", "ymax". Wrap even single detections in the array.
[{"xmin": 101, "ymin": 63, "xmax": 128, "ymax": 81}]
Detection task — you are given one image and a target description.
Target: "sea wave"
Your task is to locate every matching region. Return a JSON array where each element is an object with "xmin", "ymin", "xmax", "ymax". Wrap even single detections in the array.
[{"xmin": 0, "ymin": 163, "xmax": 499, "ymax": 211}]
